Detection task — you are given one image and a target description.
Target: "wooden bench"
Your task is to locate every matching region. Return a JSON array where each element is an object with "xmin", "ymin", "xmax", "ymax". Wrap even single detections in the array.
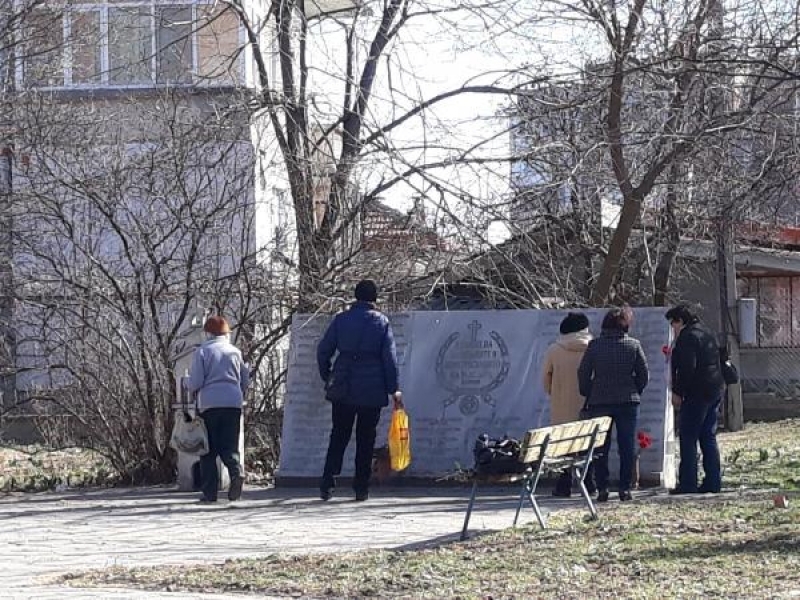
[{"xmin": 460, "ymin": 416, "xmax": 613, "ymax": 540}]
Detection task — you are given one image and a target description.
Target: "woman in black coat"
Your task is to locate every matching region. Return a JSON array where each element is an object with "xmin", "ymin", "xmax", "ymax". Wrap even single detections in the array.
[{"xmin": 578, "ymin": 307, "xmax": 649, "ymax": 502}]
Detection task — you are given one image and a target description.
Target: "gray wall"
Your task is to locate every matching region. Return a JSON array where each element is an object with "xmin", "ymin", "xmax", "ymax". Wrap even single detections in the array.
[{"xmin": 670, "ymin": 260, "xmax": 721, "ymax": 331}]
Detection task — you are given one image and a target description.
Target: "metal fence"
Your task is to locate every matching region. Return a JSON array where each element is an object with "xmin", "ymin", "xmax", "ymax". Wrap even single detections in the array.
[{"xmin": 737, "ymin": 276, "xmax": 800, "ymax": 401}]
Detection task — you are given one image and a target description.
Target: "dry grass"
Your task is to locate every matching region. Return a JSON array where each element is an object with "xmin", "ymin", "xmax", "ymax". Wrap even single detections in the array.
[
  {"xmin": 65, "ymin": 494, "xmax": 800, "ymax": 599},
  {"xmin": 0, "ymin": 445, "xmax": 117, "ymax": 492}
]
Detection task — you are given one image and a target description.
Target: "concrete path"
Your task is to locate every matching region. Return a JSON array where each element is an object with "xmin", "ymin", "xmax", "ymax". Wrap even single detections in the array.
[{"xmin": 0, "ymin": 484, "xmax": 583, "ymax": 599}]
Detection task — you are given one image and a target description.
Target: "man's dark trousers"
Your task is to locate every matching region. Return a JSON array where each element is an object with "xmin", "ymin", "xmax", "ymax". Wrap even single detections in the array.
[
  {"xmin": 322, "ymin": 403, "xmax": 382, "ymax": 494},
  {"xmin": 200, "ymin": 407, "xmax": 242, "ymax": 501},
  {"xmin": 678, "ymin": 393, "xmax": 723, "ymax": 493}
]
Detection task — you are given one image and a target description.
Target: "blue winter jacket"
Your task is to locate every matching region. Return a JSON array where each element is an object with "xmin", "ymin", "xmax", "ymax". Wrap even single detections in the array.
[
  {"xmin": 187, "ymin": 336, "xmax": 250, "ymax": 412},
  {"xmin": 316, "ymin": 302, "xmax": 399, "ymax": 408}
]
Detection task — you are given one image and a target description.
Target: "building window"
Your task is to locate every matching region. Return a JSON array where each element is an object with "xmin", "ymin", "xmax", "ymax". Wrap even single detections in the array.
[
  {"xmin": 108, "ymin": 7, "xmax": 153, "ymax": 85},
  {"xmin": 738, "ymin": 276, "xmax": 800, "ymax": 347},
  {"xmin": 156, "ymin": 6, "xmax": 193, "ymax": 83},
  {"xmin": 23, "ymin": 2, "xmax": 242, "ymax": 89},
  {"xmin": 196, "ymin": 5, "xmax": 241, "ymax": 84},
  {"xmin": 25, "ymin": 10, "xmax": 64, "ymax": 87},
  {"xmin": 70, "ymin": 11, "xmax": 103, "ymax": 85}
]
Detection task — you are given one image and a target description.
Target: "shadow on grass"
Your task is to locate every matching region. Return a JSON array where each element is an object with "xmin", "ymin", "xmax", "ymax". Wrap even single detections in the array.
[
  {"xmin": 393, "ymin": 528, "xmax": 497, "ymax": 551},
  {"xmin": 637, "ymin": 531, "xmax": 800, "ymax": 562}
]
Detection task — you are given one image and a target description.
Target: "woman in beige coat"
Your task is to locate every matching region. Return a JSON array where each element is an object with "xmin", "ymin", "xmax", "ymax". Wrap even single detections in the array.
[{"xmin": 542, "ymin": 312, "xmax": 592, "ymax": 496}]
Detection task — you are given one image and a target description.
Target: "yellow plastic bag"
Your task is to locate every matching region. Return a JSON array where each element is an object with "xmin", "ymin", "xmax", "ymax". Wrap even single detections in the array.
[{"xmin": 388, "ymin": 408, "xmax": 411, "ymax": 471}]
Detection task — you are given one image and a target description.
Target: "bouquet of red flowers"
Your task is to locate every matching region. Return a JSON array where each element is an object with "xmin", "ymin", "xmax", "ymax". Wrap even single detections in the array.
[{"xmin": 632, "ymin": 431, "xmax": 653, "ymax": 489}]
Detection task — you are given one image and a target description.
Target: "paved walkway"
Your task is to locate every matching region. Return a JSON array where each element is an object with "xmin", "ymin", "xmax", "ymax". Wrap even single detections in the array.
[{"xmin": 0, "ymin": 484, "xmax": 586, "ymax": 599}]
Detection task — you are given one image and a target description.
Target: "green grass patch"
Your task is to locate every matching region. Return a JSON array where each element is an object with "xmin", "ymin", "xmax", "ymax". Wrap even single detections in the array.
[{"xmin": 721, "ymin": 419, "xmax": 800, "ymax": 491}]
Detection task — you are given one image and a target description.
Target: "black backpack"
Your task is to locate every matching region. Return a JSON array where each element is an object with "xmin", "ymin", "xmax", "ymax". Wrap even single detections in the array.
[{"xmin": 473, "ymin": 434, "xmax": 525, "ymax": 475}]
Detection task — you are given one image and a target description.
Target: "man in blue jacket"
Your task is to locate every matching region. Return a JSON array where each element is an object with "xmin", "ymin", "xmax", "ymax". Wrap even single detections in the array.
[{"xmin": 317, "ymin": 280, "xmax": 402, "ymax": 502}]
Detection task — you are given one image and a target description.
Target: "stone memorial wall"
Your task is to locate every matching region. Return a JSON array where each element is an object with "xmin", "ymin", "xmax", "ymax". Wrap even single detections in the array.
[{"xmin": 279, "ymin": 309, "xmax": 676, "ymax": 487}]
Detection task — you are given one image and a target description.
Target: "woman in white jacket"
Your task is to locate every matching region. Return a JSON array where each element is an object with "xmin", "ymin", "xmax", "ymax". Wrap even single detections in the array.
[{"xmin": 542, "ymin": 312, "xmax": 592, "ymax": 497}]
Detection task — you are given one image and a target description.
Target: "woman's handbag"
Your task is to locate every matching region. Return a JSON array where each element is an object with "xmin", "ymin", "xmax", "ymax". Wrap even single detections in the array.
[
  {"xmin": 388, "ymin": 407, "xmax": 411, "ymax": 471},
  {"xmin": 170, "ymin": 381, "xmax": 209, "ymax": 456},
  {"xmin": 719, "ymin": 347, "xmax": 740, "ymax": 385},
  {"xmin": 170, "ymin": 412, "xmax": 209, "ymax": 456}
]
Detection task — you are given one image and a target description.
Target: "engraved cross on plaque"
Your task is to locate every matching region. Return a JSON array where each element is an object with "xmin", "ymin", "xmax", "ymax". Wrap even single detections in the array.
[{"xmin": 467, "ymin": 320, "xmax": 482, "ymax": 342}]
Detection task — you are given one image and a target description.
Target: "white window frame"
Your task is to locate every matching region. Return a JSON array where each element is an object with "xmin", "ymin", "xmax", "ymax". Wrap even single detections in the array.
[{"xmin": 19, "ymin": 0, "xmax": 245, "ymax": 91}]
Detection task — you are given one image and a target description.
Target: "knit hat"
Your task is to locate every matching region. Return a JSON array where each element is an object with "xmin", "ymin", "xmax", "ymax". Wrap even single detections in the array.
[
  {"xmin": 560, "ymin": 312, "xmax": 590, "ymax": 335},
  {"xmin": 204, "ymin": 315, "xmax": 230, "ymax": 336}
]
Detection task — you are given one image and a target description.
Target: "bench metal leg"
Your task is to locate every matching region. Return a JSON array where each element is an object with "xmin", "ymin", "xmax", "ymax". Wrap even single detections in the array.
[
  {"xmin": 575, "ymin": 464, "xmax": 598, "ymax": 520},
  {"xmin": 460, "ymin": 480, "xmax": 479, "ymax": 541},
  {"xmin": 514, "ymin": 459, "xmax": 547, "ymax": 529},
  {"xmin": 575, "ymin": 426, "xmax": 602, "ymax": 520},
  {"xmin": 526, "ymin": 479, "xmax": 547, "ymax": 528},
  {"xmin": 513, "ymin": 478, "xmax": 527, "ymax": 526}
]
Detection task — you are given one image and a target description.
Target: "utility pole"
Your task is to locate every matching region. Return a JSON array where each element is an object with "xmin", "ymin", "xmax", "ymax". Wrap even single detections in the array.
[
  {"xmin": 707, "ymin": 0, "xmax": 743, "ymax": 431},
  {"xmin": 716, "ymin": 218, "xmax": 744, "ymax": 431},
  {"xmin": 0, "ymin": 141, "xmax": 13, "ymax": 413}
]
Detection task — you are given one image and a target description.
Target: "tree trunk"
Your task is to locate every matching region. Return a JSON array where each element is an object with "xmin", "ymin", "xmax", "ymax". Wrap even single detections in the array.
[
  {"xmin": 653, "ymin": 165, "xmax": 681, "ymax": 306},
  {"xmin": 590, "ymin": 196, "xmax": 641, "ymax": 305}
]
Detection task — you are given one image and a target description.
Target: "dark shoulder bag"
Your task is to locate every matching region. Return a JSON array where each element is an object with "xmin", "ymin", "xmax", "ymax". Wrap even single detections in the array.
[
  {"xmin": 719, "ymin": 347, "xmax": 740, "ymax": 385},
  {"xmin": 721, "ymin": 359, "xmax": 740, "ymax": 385},
  {"xmin": 325, "ymin": 318, "xmax": 369, "ymax": 403}
]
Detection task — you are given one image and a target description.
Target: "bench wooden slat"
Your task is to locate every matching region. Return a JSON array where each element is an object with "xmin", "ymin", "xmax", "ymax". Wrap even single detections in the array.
[{"xmin": 518, "ymin": 416, "xmax": 612, "ymax": 464}]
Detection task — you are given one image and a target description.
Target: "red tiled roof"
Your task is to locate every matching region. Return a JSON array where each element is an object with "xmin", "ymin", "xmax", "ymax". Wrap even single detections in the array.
[
  {"xmin": 360, "ymin": 200, "xmax": 446, "ymax": 251},
  {"xmin": 736, "ymin": 222, "xmax": 800, "ymax": 248}
]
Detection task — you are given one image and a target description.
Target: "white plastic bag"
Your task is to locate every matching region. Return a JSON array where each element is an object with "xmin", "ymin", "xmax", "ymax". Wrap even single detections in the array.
[{"xmin": 170, "ymin": 413, "xmax": 209, "ymax": 456}]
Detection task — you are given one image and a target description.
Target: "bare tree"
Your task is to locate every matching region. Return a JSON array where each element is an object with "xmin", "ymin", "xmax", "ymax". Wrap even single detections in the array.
[
  {"xmin": 11, "ymin": 92, "xmax": 261, "ymax": 479},
  {"xmin": 509, "ymin": 0, "xmax": 800, "ymax": 305},
  {"xmin": 217, "ymin": 0, "xmax": 539, "ymax": 310},
  {"xmin": 1, "ymin": 0, "xmax": 71, "ymax": 415}
]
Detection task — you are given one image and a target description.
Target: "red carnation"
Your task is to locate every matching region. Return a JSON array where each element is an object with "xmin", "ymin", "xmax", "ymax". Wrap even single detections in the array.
[{"xmin": 637, "ymin": 431, "xmax": 653, "ymax": 450}]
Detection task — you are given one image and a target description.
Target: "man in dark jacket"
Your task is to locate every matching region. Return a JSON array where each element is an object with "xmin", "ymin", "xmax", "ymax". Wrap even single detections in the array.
[
  {"xmin": 666, "ymin": 305, "xmax": 725, "ymax": 494},
  {"xmin": 317, "ymin": 280, "xmax": 402, "ymax": 502}
]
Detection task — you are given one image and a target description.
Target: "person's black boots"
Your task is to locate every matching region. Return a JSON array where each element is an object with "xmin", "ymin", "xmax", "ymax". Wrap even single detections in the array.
[{"xmin": 320, "ymin": 476, "xmax": 335, "ymax": 501}]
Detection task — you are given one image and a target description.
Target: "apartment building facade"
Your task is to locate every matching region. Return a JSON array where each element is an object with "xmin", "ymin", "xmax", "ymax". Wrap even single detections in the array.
[{"xmin": 0, "ymin": 0, "xmax": 352, "ymax": 414}]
